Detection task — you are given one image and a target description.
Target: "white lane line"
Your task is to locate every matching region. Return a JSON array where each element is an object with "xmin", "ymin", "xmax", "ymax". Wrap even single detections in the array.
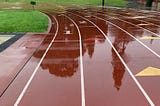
[
  {"xmin": 89, "ymin": 9, "xmax": 160, "ymax": 37},
  {"xmin": 132, "ymin": 10, "xmax": 160, "ymax": 22},
  {"xmin": 96, "ymin": 12, "xmax": 160, "ymax": 38},
  {"xmin": 62, "ymin": 14, "xmax": 86, "ymax": 106},
  {"xmin": 77, "ymin": 10, "xmax": 160, "ymax": 58},
  {"xmin": 87, "ymin": 14, "xmax": 160, "ymax": 58},
  {"xmin": 106, "ymin": 7, "xmax": 160, "ymax": 16},
  {"xmin": 98, "ymin": 11, "xmax": 160, "ymax": 28},
  {"xmin": 14, "ymin": 15, "xmax": 59, "ymax": 106},
  {"xmin": 70, "ymin": 12, "xmax": 155, "ymax": 106},
  {"xmin": 114, "ymin": 17, "xmax": 160, "ymax": 38}
]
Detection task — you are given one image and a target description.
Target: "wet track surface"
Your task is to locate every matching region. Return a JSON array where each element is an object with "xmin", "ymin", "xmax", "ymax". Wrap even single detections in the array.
[{"xmin": 0, "ymin": 7, "xmax": 160, "ymax": 106}]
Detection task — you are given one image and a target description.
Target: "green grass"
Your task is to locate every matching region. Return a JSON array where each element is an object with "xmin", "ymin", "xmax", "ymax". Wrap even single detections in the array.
[
  {"xmin": 0, "ymin": 0, "xmax": 127, "ymax": 6},
  {"xmin": 0, "ymin": 0, "xmax": 127, "ymax": 33},
  {"xmin": 0, "ymin": 10, "xmax": 48, "ymax": 32},
  {"xmin": 106, "ymin": 0, "xmax": 127, "ymax": 7}
]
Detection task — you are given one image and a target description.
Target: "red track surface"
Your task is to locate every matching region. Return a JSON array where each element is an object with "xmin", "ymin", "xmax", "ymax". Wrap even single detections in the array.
[{"xmin": 0, "ymin": 7, "xmax": 160, "ymax": 106}]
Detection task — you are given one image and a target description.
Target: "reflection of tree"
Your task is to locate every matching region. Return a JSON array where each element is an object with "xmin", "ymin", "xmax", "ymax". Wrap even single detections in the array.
[
  {"xmin": 111, "ymin": 31, "xmax": 130, "ymax": 90},
  {"xmin": 34, "ymin": 15, "xmax": 81, "ymax": 78},
  {"xmin": 35, "ymin": 39, "xmax": 80, "ymax": 78},
  {"xmin": 83, "ymin": 35, "xmax": 105, "ymax": 58},
  {"xmin": 34, "ymin": 14, "xmax": 100, "ymax": 78},
  {"xmin": 109, "ymin": 23, "xmax": 136, "ymax": 90},
  {"xmin": 86, "ymin": 41, "xmax": 95, "ymax": 58},
  {"xmin": 34, "ymin": 13, "xmax": 105, "ymax": 78},
  {"xmin": 40, "ymin": 44, "xmax": 79, "ymax": 77},
  {"xmin": 68, "ymin": 9, "xmax": 106, "ymax": 58},
  {"xmin": 111, "ymin": 49, "xmax": 125, "ymax": 91},
  {"xmin": 111, "ymin": 31, "xmax": 128, "ymax": 90},
  {"xmin": 78, "ymin": 10, "xmax": 106, "ymax": 58},
  {"xmin": 113, "ymin": 39, "xmax": 128, "ymax": 55}
]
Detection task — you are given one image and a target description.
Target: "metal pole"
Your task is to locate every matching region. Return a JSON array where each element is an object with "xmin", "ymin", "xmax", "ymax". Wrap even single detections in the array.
[{"xmin": 102, "ymin": 0, "xmax": 105, "ymax": 6}]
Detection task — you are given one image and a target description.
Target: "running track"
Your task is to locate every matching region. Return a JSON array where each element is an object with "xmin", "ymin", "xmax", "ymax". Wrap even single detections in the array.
[{"xmin": 0, "ymin": 7, "xmax": 160, "ymax": 106}]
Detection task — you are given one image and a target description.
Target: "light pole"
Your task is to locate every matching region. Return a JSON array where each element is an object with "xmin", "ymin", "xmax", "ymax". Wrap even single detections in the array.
[{"xmin": 102, "ymin": 0, "xmax": 105, "ymax": 6}]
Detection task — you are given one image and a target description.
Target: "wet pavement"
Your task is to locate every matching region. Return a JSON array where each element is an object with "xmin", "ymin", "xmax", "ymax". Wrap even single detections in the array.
[{"xmin": 0, "ymin": 6, "xmax": 160, "ymax": 106}]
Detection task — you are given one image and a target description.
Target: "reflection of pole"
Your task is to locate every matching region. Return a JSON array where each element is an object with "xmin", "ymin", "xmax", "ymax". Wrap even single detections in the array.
[{"xmin": 150, "ymin": 39, "xmax": 153, "ymax": 44}]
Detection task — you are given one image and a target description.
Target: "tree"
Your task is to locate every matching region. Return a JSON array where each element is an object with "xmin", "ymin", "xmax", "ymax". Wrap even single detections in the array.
[
  {"xmin": 146, "ymin": 0, "xmax": 154, "ymax": 8},
  {"xmin": 30, "ymin": 1, "xmax": 36, "ymax": 10}
]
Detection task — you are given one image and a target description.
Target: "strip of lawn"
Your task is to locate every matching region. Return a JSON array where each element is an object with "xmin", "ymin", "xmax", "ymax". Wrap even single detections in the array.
[
  {"xmin": 0, "ymin": 0, "xmax": 127, "ymax": 33},
  {"xmin": 0, "ymin": 0, "xmax": 127, "ymax": 7},
  {"xmin": 0, "ymin": 10, "xmax": 48, "ymax": 33}
]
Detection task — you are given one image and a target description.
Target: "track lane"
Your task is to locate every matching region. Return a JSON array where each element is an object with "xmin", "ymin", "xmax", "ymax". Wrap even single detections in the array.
[
  {"xmin": 99, "ymin": 8, "xmax": 160, "ymax": 27},
  {"xmin": 92, "ymin": 11, "xmax": 160, "ymax": 56},
  {"xmin": 63, "ymin": 14, "xmax": 85, "ymax": 106},
  {"xmin": 83, "ymin": 8, "xmax": 160, "ymax": 39},
  {"xmin": 75, "ymin": 10, "xmax": 160, "ymax": 58},
  {"xmin": 14, "ymin": 14, "xmax": 83, "ymax": 106},
  {"xmin": 95, "ymin": 8, "xmax": 159, "ymax": 36},
  {"xmin": 68, "ymin": 11, "xmax": 153, "ymax": 106},
  {"xmin": 0, "ymin": 12, "xmax": 58, "ymax": 106},
  {"xmin": 92, "ymin": 9, "xmax": 160, "ymax": 56},
  {"xmin": 72, "ymin": 8, "xmax": 160, "ymax": 105},
  {"xmin": 14, "ymin": 14, "xmax": 59, "ymax": 106},
  {"xmin": 84, "ymin": 8, "xmax": 160, "ymax": 38},
  {"xmin": 97, "ymin": 9, "xmax": 160, "ymax": 28},
  {"xmin": 1, "ymin": 7, "xmax": 160, "ymax": 106},
  {"xmin": 0, "ymin": 34, "xmax": 47, "ymax": 97}
]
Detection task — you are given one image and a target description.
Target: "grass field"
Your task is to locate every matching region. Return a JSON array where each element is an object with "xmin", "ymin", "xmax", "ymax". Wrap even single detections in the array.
[
  {"xmin": 0, "ymin": 10, "xmax": 48, "ymax": 33},
  {"xmin": 0, "ymin": 0, "xmax": 127, "ymax": 33},
  {"xmin": 0, "ymin": 0, "xmax": 127, "ymax": 6}
]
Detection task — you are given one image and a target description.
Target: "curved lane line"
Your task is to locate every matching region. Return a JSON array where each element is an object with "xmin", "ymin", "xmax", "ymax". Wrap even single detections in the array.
[
  {"xmin": 98, "ymin": 10, "xmax": 160, "ymax": 28},
  {"xmin": 70, "ymin": 12, "xmax": 155, "ymax": 106},
  {"xmin": 62, "ymin": 14, "xmax": 86, "ymax": 106},
  {"xmin": 93, "ymin": 15, "xmax": 160, "ymax": 58},
  {"xmin": 76, "ymin": 10, "xmax": 160, "ymax": 58},
  {"xmin": 129, "ymin": 9, "xmax": 160, "ymax": 22},
  {"xmin": 105, "ymin": 7, "xmax": 160, "ymax": 23},
  {"xmin": 95, "ymin": 12, "xmax": 160, "ymax": 37},
  {"xmin": 104, "ymin": 7, "xmax": 160, "ymax": 18},
  {"xmin": 14, "ymin": 15, "xmax": 59, "ymax": 106}
]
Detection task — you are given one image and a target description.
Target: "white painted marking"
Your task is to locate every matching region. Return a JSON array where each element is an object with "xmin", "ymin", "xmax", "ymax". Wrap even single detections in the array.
[
  {"xmin": 71, "ymin": 12, "xmax": 155, "ymax": 106},
  {"xmin": 0, "ymin": 35, "xmax": 15, "ymax": 37},
  {"xmin": 138, "ymin": 23, "xmax": 150, "ymax": 26},
  {"xmin": 14, "ymin": 15, "xmax": 59, "ymax": 106},
  {"xmin": 65, "ymin": 30, "xmax": 71, "ymax": 34},
  {"xmin": 63, "ymin": 15, "xmax": 86, "ymax": 106},
  {"xmin": 79, "ymin": 20, "xmax": 87, "ymax": 24},
  {"xmin": 0, "ymin": 36, "xmax": 13, "ymax": 44},
  {"xmin": 70, "ymin": 23, "xmax": 74, "ymax": 27},
  {"xmin": 132, "ymin": 16, "xmax": 146, "ymax": 19}
]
